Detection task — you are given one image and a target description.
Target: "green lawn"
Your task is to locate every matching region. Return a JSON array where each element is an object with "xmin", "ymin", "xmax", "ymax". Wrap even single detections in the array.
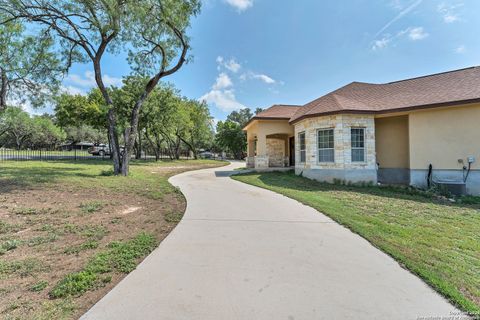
[
  {"xmin": 232, "ymin": 171, "xmax": 480, "ymax": 314},
  {"xmin": 0, "ymin": 159, "xmax": 227, "ymax": 319}
]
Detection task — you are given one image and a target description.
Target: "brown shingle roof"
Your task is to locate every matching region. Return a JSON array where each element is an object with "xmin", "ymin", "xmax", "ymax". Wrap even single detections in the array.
[
  {"xmin": 290, "ymin": 66, "xmax": 480, "ymax": 123},
  {"xmin": 243, "ymin": 105, "xmax": 301, "ymax": 130},
  {"xmin": 254, "ymin": 104, "xmax": 302, "ymax": 119}
]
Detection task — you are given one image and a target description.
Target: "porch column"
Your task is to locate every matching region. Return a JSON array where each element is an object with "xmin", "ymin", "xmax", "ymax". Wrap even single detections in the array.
[
  {"xmin": 255, "ymin": 135, "xmax": 268, "ymax": 169},
  {"xmin": 246, "ymin": 140, "xmax": 255, "ymax": 168}
]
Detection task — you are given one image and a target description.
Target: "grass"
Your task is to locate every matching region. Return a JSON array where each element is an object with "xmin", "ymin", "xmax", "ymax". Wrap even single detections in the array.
[
  {"xmin": 50, "ymin": 233, "xmax": 156, "ymax": 298},
  {"xmin": 232, "ymin": 171, "xmax": 480, "ymax": 314},
  {"xmin": 30, "ymin": 280, "xmax": 49, "ymax": 292},
  {"xmin": 79, "ymin": 201, "xmax": 105, "ymax": 214},
  {"xmin": 164, "ymin": 212, "xmax": 184, "ymax": 223},
  {"xmin": 0, "ymin": 158, "xmax": 228, "ymax": 319},
  {"xmin": 64, "ymin": 240, "xmax": 100, "ymax": 255},
  {"xmin": 0, "ymin": 258, "xmax": 49, "ymax": 278}
]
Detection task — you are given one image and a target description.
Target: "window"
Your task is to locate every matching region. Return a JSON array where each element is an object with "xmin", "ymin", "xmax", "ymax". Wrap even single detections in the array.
[
  {"xmin": 317, "ymin": 129, "xmax": 334, "ymax": 162},
  {"xmin": 299, "ymin": 132, "xmax": 306, "ymax": 163},
  {"xmin": 351, "ymin": 128, "xmax": 365, "ymax": 162}
]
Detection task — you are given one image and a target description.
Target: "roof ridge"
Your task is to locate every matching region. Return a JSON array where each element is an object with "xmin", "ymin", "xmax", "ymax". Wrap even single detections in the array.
[
  {"xmin": 386, "ymin": 66, "xmax": 479, "ymax": 84},
  {"xmin": 329, "ymin": 93, "xmax": 345, "ymax": 110},
  {"xmin": 271, "ymin": 104, "xmax": 302, "ymax": 107}
]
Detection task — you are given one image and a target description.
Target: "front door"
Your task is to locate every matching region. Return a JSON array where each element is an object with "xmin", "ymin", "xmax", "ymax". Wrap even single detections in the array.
[{"xmin": 289, "ymin": 137, "xmax": 295, "ymax": 166}]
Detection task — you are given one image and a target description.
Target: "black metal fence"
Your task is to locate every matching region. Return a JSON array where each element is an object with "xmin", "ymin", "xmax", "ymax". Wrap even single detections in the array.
[{"xmin": 0, "ymin": 148, "xmax": 195, "ymax": 162}]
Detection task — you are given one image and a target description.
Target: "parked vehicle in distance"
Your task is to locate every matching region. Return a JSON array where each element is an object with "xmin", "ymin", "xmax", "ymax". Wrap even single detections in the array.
[
  {"xmin": 199, "ymin": 151, "xmax": 214, "ymax": 159},
  {"xmin": 88, "ymin": 144, "xmax": 110, "ymax": 156},
  {"xmin": 88, "ymin": 144, "xmax": 126, "ymax": 156}
]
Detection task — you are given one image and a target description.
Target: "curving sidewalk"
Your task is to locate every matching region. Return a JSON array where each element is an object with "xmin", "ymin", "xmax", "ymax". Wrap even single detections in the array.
[{"xmin": 82, "ymin": 161, "xmax": 458, "ymax": 320}]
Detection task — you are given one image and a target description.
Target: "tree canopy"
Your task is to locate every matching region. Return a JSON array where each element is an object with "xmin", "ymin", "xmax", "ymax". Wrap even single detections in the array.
[
  {"xmin": 1, "ymin": 0, "xmax": 201, "ymax": 175},
  {"xmin": 0, "ymin": 106, "xmax": 65, "ymax": 149},
  {"xmin": 0, "ymin": 16, "xmax": 62, "ymax": 111}
]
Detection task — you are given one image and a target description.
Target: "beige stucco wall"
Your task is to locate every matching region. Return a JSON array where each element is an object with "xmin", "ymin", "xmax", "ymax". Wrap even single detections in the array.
[
  {"xmin": 409, "ymin": 103, "xmax": 480, "ymax": 170},
  {"xmin": 294, "ymin": 114, "xmax": 376, "ymax": 170},
  {"xmin": 375, "ymin": 116, "xmax": 409, "ymax": 169},
  {"xmin": 245, "ymin": 120, "xmax": 294, "ymax": 156}
]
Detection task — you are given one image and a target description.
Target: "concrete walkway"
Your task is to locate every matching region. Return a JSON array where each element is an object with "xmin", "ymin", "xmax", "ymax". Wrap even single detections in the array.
[{"xmin": 82, "ymin": 161, "xmax": 458, "ymax": 320}]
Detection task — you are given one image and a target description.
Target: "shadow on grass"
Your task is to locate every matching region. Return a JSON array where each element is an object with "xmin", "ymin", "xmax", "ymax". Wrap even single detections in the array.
[
  {"xmin": 0, "ymin": 159, "xmax": 225, "ymax": 194},
  {"xmin": 0, "ymin": 160, "xmax": 114, "ymax": 193},
  {"xmin": 237, "ymin": 170, "xmax": 480, "ymax": 210}
]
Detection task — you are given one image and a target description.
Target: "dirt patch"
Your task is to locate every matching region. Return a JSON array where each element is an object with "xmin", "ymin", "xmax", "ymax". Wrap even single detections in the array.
[{"xmin": 0, "ymin": 160, "xmax": 226, "ymax": 319}]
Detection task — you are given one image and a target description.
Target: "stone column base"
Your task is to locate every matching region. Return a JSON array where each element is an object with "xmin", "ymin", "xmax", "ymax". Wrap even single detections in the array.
[
  {"xmin": 254, "ymin": 155, "xmax": 269, "ymax": 169},
  {"xmin": 246, "ymin": 157, "xmax": 255, "ymax": 168}
]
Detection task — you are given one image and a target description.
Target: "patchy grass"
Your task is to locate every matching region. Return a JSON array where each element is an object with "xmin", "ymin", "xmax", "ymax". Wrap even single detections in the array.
[
  {"xmin": 79, "ymin": 201, "xmax": 105, "ymax": 214},
  {"xmin": 50, "ymin": 233, "xmax": 156, "ymax": 298},
  {"xmin": 64, "ymin": 240, "xmax": 99, "ymax": 255},
  {"xmin": 0, "ymin": 159, "xmax": 228, "ymax": 319},
  {"xmin": 0, "ymin": 239, "xmax": 21, "ymax": 254},
  {"xmin": 30, "ymin": 280, "xmax": 49, "ymax": 292},
  {"xmin": 0, "ymin": 258, "xmax": 49, "ymax": 278},
  {"xmin": 232, "ymin": 171, "xmax": 480, "ymax": 314},
  {"xmin": 164, "ymin": 212, "xmax": 184, "ymax": 223}
]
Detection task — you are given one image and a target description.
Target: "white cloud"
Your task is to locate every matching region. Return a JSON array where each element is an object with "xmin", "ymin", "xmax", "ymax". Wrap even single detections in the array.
[
  {"xmin": 406, "ymin": 27, "xmax": 429, "ymax": 40},
  {"xmin": 372, "ymin": 36, "xmax": 392, "ymax": 50},
  {"xmin": 444, "ymin": 14, "xmax": 459, "ymax": 23},
  {"xmin": 372, "ymin": 26, "xmax": 427, "ymax": 51},
  {"xmin": 200, "ymin": 89, "xmax": 244, "ymax": 112},
  {"xmin": 201, "ymin": 60, "xmax": 245, "ymax": 112},
  {"xmin": 375, "ymin": 0, "xmax": 423, "ymax": 37},
  {"xmin": 389, "ymin": 0, "xmax": 404, "ymax": 10},
  {"xmin": 224, "ymin": 0, "xmax": 253, "ymax": 12},
  {"xmin": 213, "ymin": 73, "xmax": 233, "ymax": 90},
  {"xmin": 225, "ymin": 59, "xmax": 241, "ymax": 73},
  {"xmin": 61, "ymin": 85, "xmax": 86, "ymax": 96},
  {"xmin": 438, "ymin": 2, "xmax": 463, "ymax": 23},
  {"xmin": 216, "ymin": 56, "xmax": 241, "ymax": 73},
  {"xmin": 252, "ymin": 74, "xmax": 275, "ymax": 84},
  {"xmin": 240, "ymin": 71, "xmax": 276, "ymax": 84},
  {"xmin": 455, "ymin": 45, "xmax": 466, "ymax": 54}
]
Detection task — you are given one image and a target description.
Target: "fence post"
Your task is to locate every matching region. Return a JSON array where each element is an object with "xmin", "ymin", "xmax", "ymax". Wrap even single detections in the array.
[{"xmin": 74, "ymin": 148, "xmax": 77, "ymax": 161}]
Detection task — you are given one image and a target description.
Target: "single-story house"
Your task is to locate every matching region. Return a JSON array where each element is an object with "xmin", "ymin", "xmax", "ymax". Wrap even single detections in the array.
[{"xmin": 243, "ymin": 66, "xmax": 480, "ymax": 195}]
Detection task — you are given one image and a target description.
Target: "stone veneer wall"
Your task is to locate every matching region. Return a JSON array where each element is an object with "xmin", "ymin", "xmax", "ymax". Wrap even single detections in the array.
[
  {"xmin": 266, "ymin": 138, "xmax": 285, "ymax": 167},
  {"xmin": 294, "ymin": 114, "xmax": 377, "ymax": 183}
]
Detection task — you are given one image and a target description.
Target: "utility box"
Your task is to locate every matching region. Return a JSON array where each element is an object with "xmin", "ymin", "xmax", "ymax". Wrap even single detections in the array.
[{"xmin": 436, "ymin": 180, "xmax": 467, "ymax": 196}]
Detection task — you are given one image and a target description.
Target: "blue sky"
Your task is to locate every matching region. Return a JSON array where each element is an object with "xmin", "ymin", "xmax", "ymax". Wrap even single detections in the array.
[{"xmin": 59, "ymin": 0, "xmax": 480, "ymax": 122}]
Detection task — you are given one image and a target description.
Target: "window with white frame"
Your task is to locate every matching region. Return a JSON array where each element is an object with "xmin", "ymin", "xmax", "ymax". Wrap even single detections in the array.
[
  {"xmin": 351, "ymin": 128, "xmax": 365, "ymax": 162},
  {"xmin": 299, "ymin": 132, "xmax": 306, "ymax": 163},
  {"xmin": 317, "ymin": 129, "xmax": 334, "ymax": 162}
]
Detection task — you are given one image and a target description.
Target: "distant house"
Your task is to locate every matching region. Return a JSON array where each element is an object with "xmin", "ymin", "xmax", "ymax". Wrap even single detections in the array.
[{"xmin": 243, "ymin": 66, "xmax": 480, "ymax": 195}]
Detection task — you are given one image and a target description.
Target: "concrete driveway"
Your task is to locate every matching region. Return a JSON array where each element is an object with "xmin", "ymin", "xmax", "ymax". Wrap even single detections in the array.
[{"xmin": 82, "ymin": 161, "xmax": 458, "ymax": 320}]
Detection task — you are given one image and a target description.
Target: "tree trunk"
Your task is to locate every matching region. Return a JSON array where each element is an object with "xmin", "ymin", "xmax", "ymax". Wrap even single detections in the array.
[
  {"xmin": 107, "ymin": 109, "xmax": 121, "ymax": 174},
  {"xmin": 0, "ymin": 68, "xmax": 7, "ymax": 111},
  {"xmin": 178, "ymin": 135, "xmax": 197, "ymax": 159},
  {"xmin": 145, "ymin": 130, "xmax": 161, "ymax": 161},
  {"xmin": 135, "ymin": 128, "xmax": 142, "ymax": 159}
]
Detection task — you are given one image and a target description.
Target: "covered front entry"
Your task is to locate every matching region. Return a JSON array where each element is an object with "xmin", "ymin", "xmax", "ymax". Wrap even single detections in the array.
[
  {"xmin": 245, "ymin": 119, "xmax": 295, "ymax": 169},
  {"xmin": 375, "ymin": 115, "xmax": 410, "ymax": 184}
]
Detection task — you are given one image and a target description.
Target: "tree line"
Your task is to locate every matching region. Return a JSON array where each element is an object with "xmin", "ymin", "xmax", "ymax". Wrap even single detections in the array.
[{"xmin": 0, "ymin": 77, "xmax": 216, "ymax": 160}]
